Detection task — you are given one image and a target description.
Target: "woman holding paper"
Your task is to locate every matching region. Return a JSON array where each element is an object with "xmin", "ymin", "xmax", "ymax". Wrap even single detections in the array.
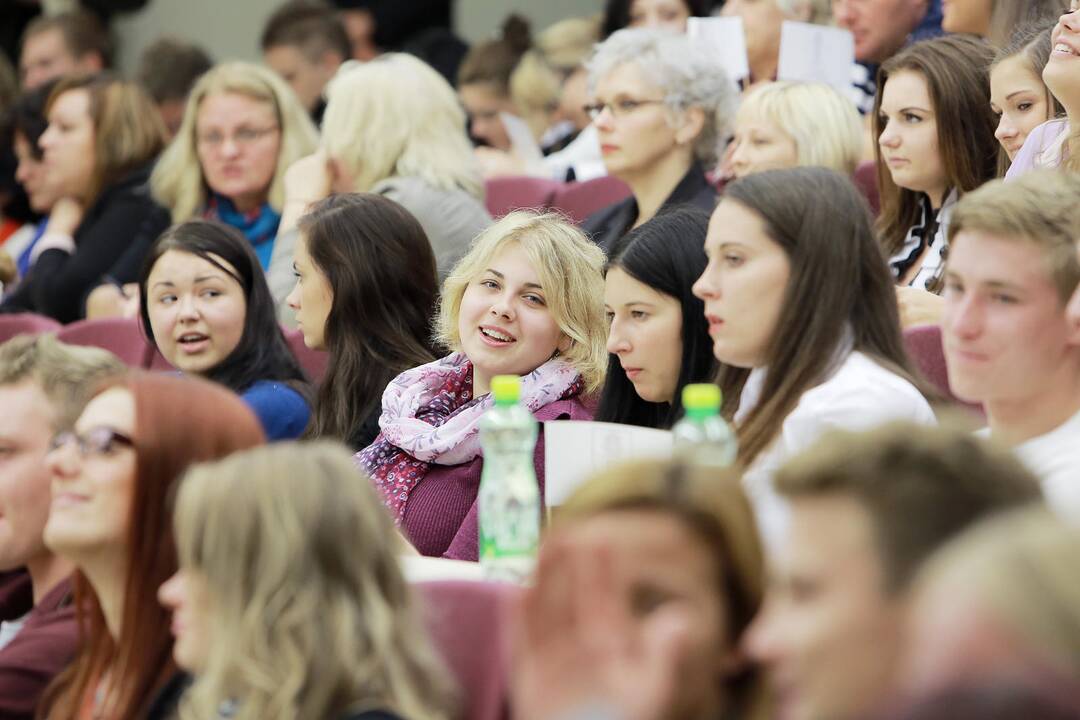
[
  {"xmin": 354, "ymin": 211, "xmax": 608, "ymax": 561},
  {"xmin": 598, "ymin": 206, "xmax": 717, "ymax": 429},
  {"xmin": 720, "ymin": 0, "xmax": 832, "ymax": 86},
  {"xmin": 581, "ymin": 29, "xmax": 737, "ymax": 251},
  {"xmin": 692, "ymin": 167, "xmax": 935, "ymax": 547}
]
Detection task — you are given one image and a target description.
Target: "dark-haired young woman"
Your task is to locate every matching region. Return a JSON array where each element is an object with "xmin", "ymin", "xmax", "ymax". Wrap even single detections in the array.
[
  {"xmin": 138, "ymin": 220, "xmax": 310, "ymax": 441},
  {"xmin": 693, "ymin": 167, "xmax": 936, "ymax": 547},
  {"xmin": 597, "ymin": 206, "xmax": 716, "ymax": 429},
  {"xmin": 287, "ymin": 193, "xmax": 440, "ymax": 450}
]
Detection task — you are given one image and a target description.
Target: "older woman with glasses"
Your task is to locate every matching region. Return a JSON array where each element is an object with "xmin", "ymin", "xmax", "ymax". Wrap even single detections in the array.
[
  {"xmin": 85, "ymin": 62, "xmax": 318, "ymax": 319},
  {"xmin": 580, "ymin": 29, "xmax": 736, "ymax": 251}
]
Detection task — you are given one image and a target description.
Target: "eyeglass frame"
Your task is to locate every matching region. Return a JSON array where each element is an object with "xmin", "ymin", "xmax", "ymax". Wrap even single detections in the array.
[
  {"xmin": 583, "ymin": 98, "xmax": 668, "ymax": 121},
  {"xmin": 195, "ymin": 125, "xmax": 280, "ymax": 149},
  {"xmin": 49, "ymin": 426, "xmax": 135, "ymax": 458}
]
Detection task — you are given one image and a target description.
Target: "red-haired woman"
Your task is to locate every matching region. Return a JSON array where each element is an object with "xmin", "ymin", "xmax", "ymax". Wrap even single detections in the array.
[{"xmin": 36, "ymin": 372, "xmax": 265, "ymax": 720}]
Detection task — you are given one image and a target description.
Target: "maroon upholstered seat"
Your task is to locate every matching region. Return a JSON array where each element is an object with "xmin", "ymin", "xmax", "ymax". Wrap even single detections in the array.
[
  {"xmin": 550, "ymin": 175, "xmax": 632, "ymax": 224},
  {"xmin": 56, "ymin": 317, "xmax": 152, "ymax": 367},
  {"xmin": 484, "ymin": 177, "xmax": 560, "ymax": 219},
  {"xmin": 0, "ymin": 313, "xmax": 61, "ymax": 344}
]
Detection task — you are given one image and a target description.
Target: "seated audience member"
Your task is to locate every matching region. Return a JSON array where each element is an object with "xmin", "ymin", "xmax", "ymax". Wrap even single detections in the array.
[
  {"xmin": 139, "ymin": 221, "xmax": 311, "ymax": 441},
  {"xmin": 581, "ymin": 29, "xmax": 735, "ymax": 251},
  {"xmin": 457, "ymin": 15, "xmax": 532, "ymax": 152},
  {"xmin": 941, "ymin": 171, "xmax": 1080, "ymax": 521},
  {"xmin": 873, "ymin": 36, "xmax": 997, "ymax": 326},
  {"xmin": 260, "ymin": 0, "xmax": 350, "ymax": 125},
  {"xmin": 0, "ymin": 75, "xmax": 170, "ymax": 323},
  {"xmin": 134, "ymin": 37, "xmax": 213, "ymax": 140},
  {"xmin": 158, "ymin": 442, "xmax": 455, "ymax": 720},
  {"xmin": 514, "ymin": 459, "xmax": 768, "ymax": 720},
  {"xmin": 288, "ymin": 194, "xmax": 439, "ymax": 450},
  {"xmin": 601, "ymin": 0, "xmax": 708, "ymax": 36},
  {"xmin": 729, "ymin": 81, "xmax": 863, "ymax": 179},
  {"xmin": 744, "ymin": 422, "xmax": 1042, "ymax": 720},
  {"xmin": 692, "ymin": 168, "xmax": 935, "ymax": 546},
  {"xmin": 37, "ymin": 372, "xmax": 265, "ymax": 720},
  {"xmin": 1006, "ymin": 4, "xmax": 1080, "ymax": 178},
  {"xmin": 355, "ymin": 211, "xmax": 607, "ymax": 561},
  {"xmin": 78, "ymin": 63, "xmax": 324, "ymax": 321},
  {"xmin": 720, "ymin": 0, "xmax": 832, "ymax": 86},
  {"xmin": 942, "ymin": 0, "xmax": 1068, "ymax": 45},
  {"xmin": 835, "ymin": 0, "xmax": 937, "ymax": 114},
  {"xmin": 597, "ymin": 206, "xmax": 717, "ymax": 429},
  {"xmin": 18, "ymin": 10, "xmax": 109, "ymax": 90},
  {"xmin": 990, "ymin": 24, "xmax": 1062, "ymax": 174},
  {"xmin": 901, "ymin": 506, "xmax": 1080, "ymax": 711},
  {"xmin": 277, "ymin": 52, "xmax": 490, "ymax": 303},
  {"xmin": 0, "ymin": 335, "xmax": 122, "ymax": 719}
]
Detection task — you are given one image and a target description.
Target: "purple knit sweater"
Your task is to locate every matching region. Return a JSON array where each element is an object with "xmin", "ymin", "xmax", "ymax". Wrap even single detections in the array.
[{"xmin": 402, "ymin": 396, "xmax": 593, "ymax": 561}]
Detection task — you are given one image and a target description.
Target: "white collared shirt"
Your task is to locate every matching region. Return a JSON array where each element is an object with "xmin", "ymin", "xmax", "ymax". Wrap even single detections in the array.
[{"xmin": 738, "ymin": 351, "xmax": 937, "ymax": 550}]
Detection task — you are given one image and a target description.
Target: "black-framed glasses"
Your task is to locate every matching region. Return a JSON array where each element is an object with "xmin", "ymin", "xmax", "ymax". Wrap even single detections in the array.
[
  {"xmin": 49, "ymin": 427, "xmax": 134, "ymax": 458},
  {"xmin": 583, "ymin": 98, "xmax": 666, "ymax": 121}
]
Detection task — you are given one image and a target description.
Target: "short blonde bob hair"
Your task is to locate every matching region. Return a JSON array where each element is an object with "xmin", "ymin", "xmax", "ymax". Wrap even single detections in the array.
[
  {"xmin": 736, "ymin": 81, "xmax": 862, "ymax": 176},
  {"xmin": 321, "ymin": 54, "xmax": 483, "ymax": 198},
  {"xmin": 436, "ymin": 211, "xmax": 607, "ymax": 393},
  {"xmin": 173, "ymin": 442, "xmax": 455, "ymax": 720},
  {"xmin": 151, "ymin": 62, "xmax": 318, "ymax": 222}
]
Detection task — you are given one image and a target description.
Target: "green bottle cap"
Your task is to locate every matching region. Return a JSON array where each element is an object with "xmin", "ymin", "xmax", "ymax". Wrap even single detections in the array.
[
  {"xmin": 490, "ymin": 375, "xmax": 521, "ymax": 405},
  {"xmin": 682, "ymin": 383, "xmax": 721, "ymax": 414}
]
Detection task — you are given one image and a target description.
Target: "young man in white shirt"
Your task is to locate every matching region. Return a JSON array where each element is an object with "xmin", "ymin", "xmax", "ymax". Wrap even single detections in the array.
[{"xmin": 941, "ymin": 170, "xmax": 1080, "ymax": 522}]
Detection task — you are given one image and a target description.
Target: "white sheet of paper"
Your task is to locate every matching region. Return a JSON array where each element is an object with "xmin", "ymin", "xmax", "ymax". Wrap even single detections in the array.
[
  {"xmin": 777, "ymin": 21, "xmax": 856, "ymax": 94},
  {"xmin": 544, "ymin": 421, "xmax": 674, "ymax": 507},
  {"xmin": 500, "ymin": 112, "xmax": 546, "ymax": 174},
  {"xmin": 687, "ymin": 16, "xmax": 749, "ymax": 83}
]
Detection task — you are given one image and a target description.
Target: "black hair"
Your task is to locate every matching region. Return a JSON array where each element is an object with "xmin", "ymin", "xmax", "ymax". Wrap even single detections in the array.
[
  {"xmin": 595, "ymin": 205, "xmax": 716, "ymax": 429},
  {"xmin": 601, "ymin": 0, "xmax": 712, "ymax": 39},
  {"xmin": 138, "ymin": 219, "xmax": 309, "ymax": 397}
]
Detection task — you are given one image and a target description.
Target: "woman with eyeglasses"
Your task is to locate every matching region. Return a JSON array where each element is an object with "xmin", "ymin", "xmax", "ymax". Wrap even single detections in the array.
[
  {"xmin": 37, "ymin": 371, "xmax": 265, "ymax": 720},
  {"xmin": 85, "ymin": 62, "xmax": 318, "ymax": 320},
  {"xmin": 580, "ymin": 29, "xmax": 737, "ymax": 252}
]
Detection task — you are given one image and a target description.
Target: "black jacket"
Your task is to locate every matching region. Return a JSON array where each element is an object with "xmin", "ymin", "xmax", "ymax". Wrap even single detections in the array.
[
  {"xmin": 580, "ymin": 162, "xmax": 718, "ymax": 253},
  {"xmin": 0, "ymin": 162, "xmax": 170, "ymax": 323}
]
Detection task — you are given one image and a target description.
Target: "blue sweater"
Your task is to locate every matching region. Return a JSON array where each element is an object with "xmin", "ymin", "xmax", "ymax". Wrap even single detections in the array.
[{"xmin": 241, "ymin": 380, "xmax": 310, "ymax": 441}]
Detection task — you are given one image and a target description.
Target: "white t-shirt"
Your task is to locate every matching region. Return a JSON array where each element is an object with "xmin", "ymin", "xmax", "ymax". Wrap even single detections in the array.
[
  {"xmin": 738, "ymin": 351, "xmax": 937, "ymax": 550},
  {"xmin": 1007, "ymin": 408, "xmax": 1080, "ymax": 524}
]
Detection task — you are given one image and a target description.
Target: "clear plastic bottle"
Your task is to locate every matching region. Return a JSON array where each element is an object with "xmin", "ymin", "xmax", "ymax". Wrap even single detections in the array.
[
  {"xmin": 478, "ymin": 375, "xmax": 541, "ymax": 583},
  {"xmin": 672, "ymin": 383, "xmax": 738, "ymax": 467}
]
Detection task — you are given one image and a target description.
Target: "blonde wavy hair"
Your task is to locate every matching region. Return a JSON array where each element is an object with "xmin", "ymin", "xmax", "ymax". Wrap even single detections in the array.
[
  {"xmin": 736, "ymin": 81, "xmax": 863, "ymax": 176},
  {"xmin": 436, "ymin": 211, "xmax": 607, "ymax": 393},
  {"xmin": 172, "ymin": 442, "xmax": 455, "ymax": 720},
  {"xmin": 150, "ymin": 61, "xmax": 318, "ymax": 222},
  {"xmin": 321, "ymin": 54, "xmax": 483, "ymax": 198}
]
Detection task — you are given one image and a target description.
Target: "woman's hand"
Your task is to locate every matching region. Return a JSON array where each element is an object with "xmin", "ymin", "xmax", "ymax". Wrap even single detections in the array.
[
  {"xmin": 475, "ymin": 147, "xmax": 529, "ymax": 179},
  {"xmin": 46, "ymin": 197, "xmax": 85, "ymax": 237},
  {"xmin": 511, "ymin": 536, "xmax": 689, "ymax": 720},
  {"xmin": 896, "ymin": 286, "xmax": 945, "ymax": 328},
  {"xmin": 280, "ymin": 150, "xmax": 333, "ymax": 236},
  {"xmin": 86, "ymin": 282, "xmax": 141, "ymax": 320}
]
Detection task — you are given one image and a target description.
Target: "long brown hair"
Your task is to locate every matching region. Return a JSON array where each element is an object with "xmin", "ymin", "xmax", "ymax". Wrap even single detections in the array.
[
  {"xmin": 45, "ymin": 73, "xmax": 166, "ymax": 206},
  {"xmin": 40, "ymin": 372, "xmax": 265, "ymax": 720},
  {"xmin": 716, "ymin": 167, "xmax": 927, "ymax": 467},
  {"xmin": 873, "ymin": 36, "xmax": 998, "ymax": 258},
  {"xmin": 297, "ymin": 194, "xmax": 439, "ymax": 449}
]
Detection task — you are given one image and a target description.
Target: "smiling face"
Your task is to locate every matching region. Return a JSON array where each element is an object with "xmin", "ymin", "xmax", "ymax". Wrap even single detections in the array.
[
  {"xmin": 146, "ymin": 250, "xmax": 248, "ymax": 375},
  {"xmin": 43, "ymin": 387, "xmax": 137, "ymax": 560},
  {"xmin": 158, "ymin": 567, "xmax": 212, "ymax": 672},
  {"xmin": 942, "ymin": 229, "xmax": 1078, "ymax": 408},
  {"xmin": 692, "ymin": 200, "xmax": 791, "ymax": 368},
  {"xmin": 194, "ymin": 92, "xmax": 281, "ymax": 213},
  {"xmin": 940, "ymin": 0, "xmax": 992, "ymax": 35},
  {"xmin": 457, "ymin": 241, "xmax": 569, "ymax": 397},
  {"xmin": 561, "ymin": 510, "xmax": 732, "ymax": 719},
  {"xmin": 604, "ymin": 267, "xmax": 685, "ymax": 404},
  {"xmin": 38, "ymin": 88, "xmax": 96, "ymax": 202},
  {"xmin": 592, "ymin": 62, "xmax": 680, "ymax": 181},
  {"xmin": 744, "ymin": 495, "xmax": 905, "ymax": 720},
  {"xmin": 0, "ymin": 382, "xmax": 56, "ymax": 572},
  {"xmin": 627, "ymin": 0, "xmax": 693, "ymax": 31},
  {"xmin": 286, "ymin": 232, "xmax": 334, "ymax": 351},
  {"xmin": 1043, "ymin": 3, "xmax": 1080, "ymax": 113},
  {"xmin": 730, "ymin": 109, "xmax": 799, "ymax": 178},
  {"xmin": 878, "ymin": 70, "xmax": 948, "ymax": 207},
  {"xmin": 991, "ymin": 55, "xmax": 1053, "ymax": 161}
]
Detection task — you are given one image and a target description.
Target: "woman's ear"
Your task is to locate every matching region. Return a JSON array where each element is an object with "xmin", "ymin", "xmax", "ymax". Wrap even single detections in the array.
[{"xmin": 676, "ymin": 106, "xmax": 707, "ymax": 148}]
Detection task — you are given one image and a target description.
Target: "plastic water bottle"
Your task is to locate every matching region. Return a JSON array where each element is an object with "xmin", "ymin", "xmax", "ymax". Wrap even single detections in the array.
[
  {"xmin": 478, "ymin": 375, "xmax": 541, "ymax": 583},
  {"xmin": 672, "ymin": 383, "xmax": 738, "ymax": 466}
]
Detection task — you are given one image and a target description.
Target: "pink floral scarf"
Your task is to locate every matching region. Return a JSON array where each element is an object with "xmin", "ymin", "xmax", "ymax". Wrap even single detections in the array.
[{"xmin": 356, "ymin": 352, "xmax": 583, "ymax": 522}]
